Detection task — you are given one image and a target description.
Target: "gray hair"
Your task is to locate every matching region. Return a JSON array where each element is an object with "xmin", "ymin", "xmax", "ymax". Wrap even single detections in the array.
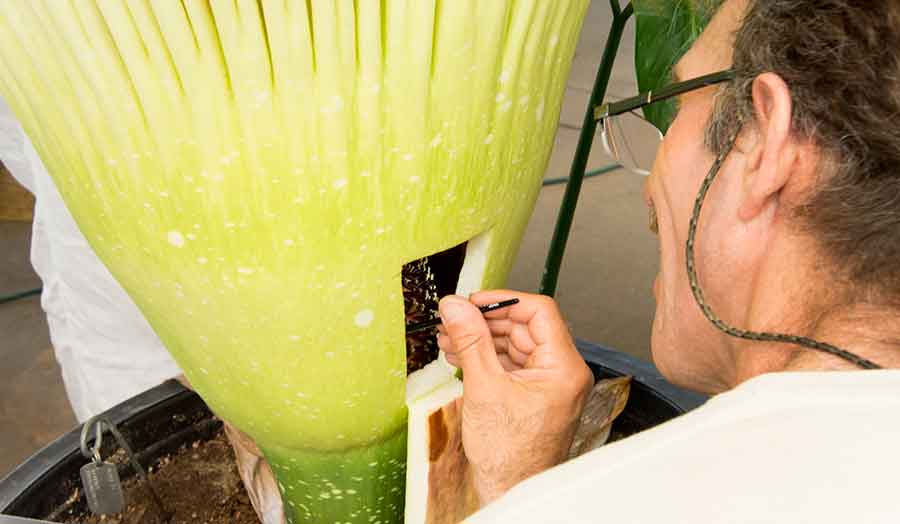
[{"xmin": 706, "ymin": 0, "xmax": 900, "ymax": 306}]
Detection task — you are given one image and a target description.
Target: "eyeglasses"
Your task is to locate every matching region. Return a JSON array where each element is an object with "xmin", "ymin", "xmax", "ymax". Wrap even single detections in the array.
[{"xmin": 595, "ymin": 69, "xmax": 735, "ymax": 175}]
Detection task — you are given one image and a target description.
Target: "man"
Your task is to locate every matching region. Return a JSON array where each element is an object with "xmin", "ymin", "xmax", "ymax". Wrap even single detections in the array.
[{"xmin": 438, "ymin": 0, "xmax": 900, "ymax": 521}]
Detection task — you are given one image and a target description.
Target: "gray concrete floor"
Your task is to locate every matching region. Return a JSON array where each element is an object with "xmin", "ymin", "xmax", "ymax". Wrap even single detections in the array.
[
  {"xmin": 0, "ymin": 222, "xmax": 77, "ymax": 476},
  {"xmin": 0, "ymin": 1, "xmax": 657, "ymax": 478}
]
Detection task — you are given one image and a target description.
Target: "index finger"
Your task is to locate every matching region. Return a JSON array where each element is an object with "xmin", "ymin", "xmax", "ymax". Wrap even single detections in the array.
[
  {"xmin": 469, "ymin": 289, "xmax": 553, "ymax": 317},
  {"xmin": 469, "ymin": 290, "xmax": 568, "ymax": 339}
]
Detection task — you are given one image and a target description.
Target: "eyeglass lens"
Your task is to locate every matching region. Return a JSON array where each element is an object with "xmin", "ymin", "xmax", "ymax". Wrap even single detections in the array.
[{"xmin": 601, "ymin": 112, "xmax": 663, "ymax": 176}]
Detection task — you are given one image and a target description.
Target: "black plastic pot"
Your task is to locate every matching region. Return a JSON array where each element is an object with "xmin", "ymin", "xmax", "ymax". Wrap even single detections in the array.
[{"xmin": 0, "ymin": 341, "xmax": 706, "ymax": 521}]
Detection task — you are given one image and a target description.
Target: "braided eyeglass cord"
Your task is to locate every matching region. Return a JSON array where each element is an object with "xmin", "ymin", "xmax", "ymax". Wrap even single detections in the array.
[{"xmin": 684, "ymin": 129, "xmax": 882, "ymax": 370}]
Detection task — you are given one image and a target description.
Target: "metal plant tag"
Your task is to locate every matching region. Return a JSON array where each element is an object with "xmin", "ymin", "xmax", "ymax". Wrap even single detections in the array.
[{"xmin": 80, "ymin": 461, "xmax": 125, "ymax": 515}]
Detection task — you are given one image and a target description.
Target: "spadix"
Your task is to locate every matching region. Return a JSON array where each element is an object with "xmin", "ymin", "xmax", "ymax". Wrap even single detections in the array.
[{"xmin": 0, "ymin": 1, "xmax": 590, "ymax": 522}]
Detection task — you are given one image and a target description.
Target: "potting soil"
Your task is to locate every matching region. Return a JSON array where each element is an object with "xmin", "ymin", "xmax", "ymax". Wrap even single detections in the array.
[{"xmin": 61, "ymin": 430, "xmax": 260, "ymax": 524}]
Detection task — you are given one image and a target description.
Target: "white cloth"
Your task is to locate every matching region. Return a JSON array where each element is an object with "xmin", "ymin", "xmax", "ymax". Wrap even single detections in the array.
[
  {"xmin": 469, "ymin": 370, "xmax": 900, "ymax": 523},
  {"xmin": 1, "ymin": 97, "xmax": 181, "ymax": 422}
]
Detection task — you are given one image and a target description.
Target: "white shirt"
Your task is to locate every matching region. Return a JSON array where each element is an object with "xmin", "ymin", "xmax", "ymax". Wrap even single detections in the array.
[
  {"xmin": 1, "ymin": 98, "xmax": 181, "ymax": 422},
  {"xmin": 469, "ymin": 370, "xmax": 900, "ymax": 523}
]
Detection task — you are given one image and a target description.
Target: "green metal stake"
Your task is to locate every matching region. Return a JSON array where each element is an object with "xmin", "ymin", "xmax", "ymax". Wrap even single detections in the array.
[
  {"xmin": 539, "ymin": 0, "xmax": 634, "ymax": 296},
  {"xmin": 0, "ymin": 287, "xmax": 42, "ymax": 305},
  {"xmin": 542, "ymin": 163, "xmax": 622, "ymax": 187}
]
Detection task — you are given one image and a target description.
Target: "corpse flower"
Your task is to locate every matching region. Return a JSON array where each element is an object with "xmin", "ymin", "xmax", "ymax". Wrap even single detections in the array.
[{"xmin": 0, "ymin": 1, "xmax": 590, "ymax": 522}]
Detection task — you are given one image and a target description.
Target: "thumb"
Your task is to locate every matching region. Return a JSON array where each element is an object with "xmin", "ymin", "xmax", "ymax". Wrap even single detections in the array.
[{"xmin": 439, "ymin": 295, "xmax": 504, "ymax": 379}]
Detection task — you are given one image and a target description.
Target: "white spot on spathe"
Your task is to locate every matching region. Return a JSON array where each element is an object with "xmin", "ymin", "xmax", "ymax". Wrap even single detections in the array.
[
  {"xmin": 237, "ymin": 267, "xmax": 255, "ymax": 275},
  {"xmin": 283, "ymin": 239, "xmax": 295, "ymax": 246},
  {"xmin": 197, "ymin": 257, "xmax": 208, "ymax": 265},
  {"xmin": 499, "ymin": 70, "xmax": 510, "ymax": 83},
  {"xmin": 167, "ymin": 231, "xmax": 185, "ymax": 247},
  {"xmin": 430, "ymin": 135, "xmax": 443, "ymax": 148},
  {"xmin": 354, "ymin": 309, "xmax": 374, "ymax": 328},
  {"xmin": 484, "ymin": 133, "xmax": 494, "ymax": 144},
  {"xmin": 333, "ymin": 178, "xmax": 348, "ymax": 190},
  {"xmin": 495, "ymin": 92, "xmax": 506, "ymax": 103},
  {"xmin": 289, "ymin": 335, "xmax": 300, "ymax": 341},
  {"xmin": 360, "ymin": 170, "xmax": 372, "ymax": 177},
  {"xmin": 409, "ymin": 175, "xmax": 420, "ymax": 183},
  {"xmin": 402, "ymin": 153, "xmax": 414, "ymax": 161}
]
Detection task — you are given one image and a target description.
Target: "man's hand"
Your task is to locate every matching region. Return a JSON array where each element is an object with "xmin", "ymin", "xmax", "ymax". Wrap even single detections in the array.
[{"xmin": 436, "ymin": 290, "xmax": 594, "ymax": 506}]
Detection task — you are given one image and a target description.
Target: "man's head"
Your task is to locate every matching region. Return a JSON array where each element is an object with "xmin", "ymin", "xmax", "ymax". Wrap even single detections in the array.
[{"xmin": 646, "ymin": 0, "xmax": 900, "ymax": 392}]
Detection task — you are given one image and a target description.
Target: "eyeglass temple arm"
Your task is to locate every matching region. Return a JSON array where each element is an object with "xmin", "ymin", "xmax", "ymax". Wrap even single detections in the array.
[{"xmin": 594, "ymin": 69, "xmax": 735, "ymax": 121}]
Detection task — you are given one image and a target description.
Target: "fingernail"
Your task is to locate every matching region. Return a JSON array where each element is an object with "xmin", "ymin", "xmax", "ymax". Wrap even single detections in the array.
[{"xmin": 440, "ymin": 300, "xmax": 466, "ymax": 321}]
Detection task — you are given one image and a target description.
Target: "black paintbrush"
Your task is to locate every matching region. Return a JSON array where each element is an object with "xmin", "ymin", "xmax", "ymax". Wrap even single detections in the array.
[{"xmin": 405, "ymin": 298, "xmax": 519, "ymax": 333}]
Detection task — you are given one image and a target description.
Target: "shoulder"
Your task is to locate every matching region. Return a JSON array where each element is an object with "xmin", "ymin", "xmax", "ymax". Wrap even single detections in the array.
[{"xmin": 468, "ymin": 370, "xmax": 900, "ymax": 523}]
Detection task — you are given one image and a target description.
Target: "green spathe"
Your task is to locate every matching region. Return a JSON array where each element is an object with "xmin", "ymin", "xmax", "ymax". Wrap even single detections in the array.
[
  {"xmin": 265, "ymin": 429, "xmax": 408, "ymax": 524},
  {"xmin": 0, "ymin": 1, "xmax": 589, "ymax": 521}
]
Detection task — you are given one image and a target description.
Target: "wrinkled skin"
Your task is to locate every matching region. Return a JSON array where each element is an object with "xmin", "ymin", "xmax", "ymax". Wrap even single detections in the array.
[{"xmin": 436, "ymin": 291, "xmax": 594, "ymax": 504}]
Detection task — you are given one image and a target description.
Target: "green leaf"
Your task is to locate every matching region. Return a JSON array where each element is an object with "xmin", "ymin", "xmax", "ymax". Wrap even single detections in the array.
[{"xmin": 633, "ymin": 0, "xmax": 712, "ymax": 133}]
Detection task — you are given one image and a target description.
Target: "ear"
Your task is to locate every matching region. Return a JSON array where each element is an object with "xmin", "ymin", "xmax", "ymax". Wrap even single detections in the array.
[{"xmin": 737, "ymin": 72, "xmax": 798, "ymax": 222}]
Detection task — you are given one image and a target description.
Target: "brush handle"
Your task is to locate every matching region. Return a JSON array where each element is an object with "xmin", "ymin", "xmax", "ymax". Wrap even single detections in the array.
[{"xmin": 406, "ymin": 298, "xmax": 519, "ymax": 333}]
